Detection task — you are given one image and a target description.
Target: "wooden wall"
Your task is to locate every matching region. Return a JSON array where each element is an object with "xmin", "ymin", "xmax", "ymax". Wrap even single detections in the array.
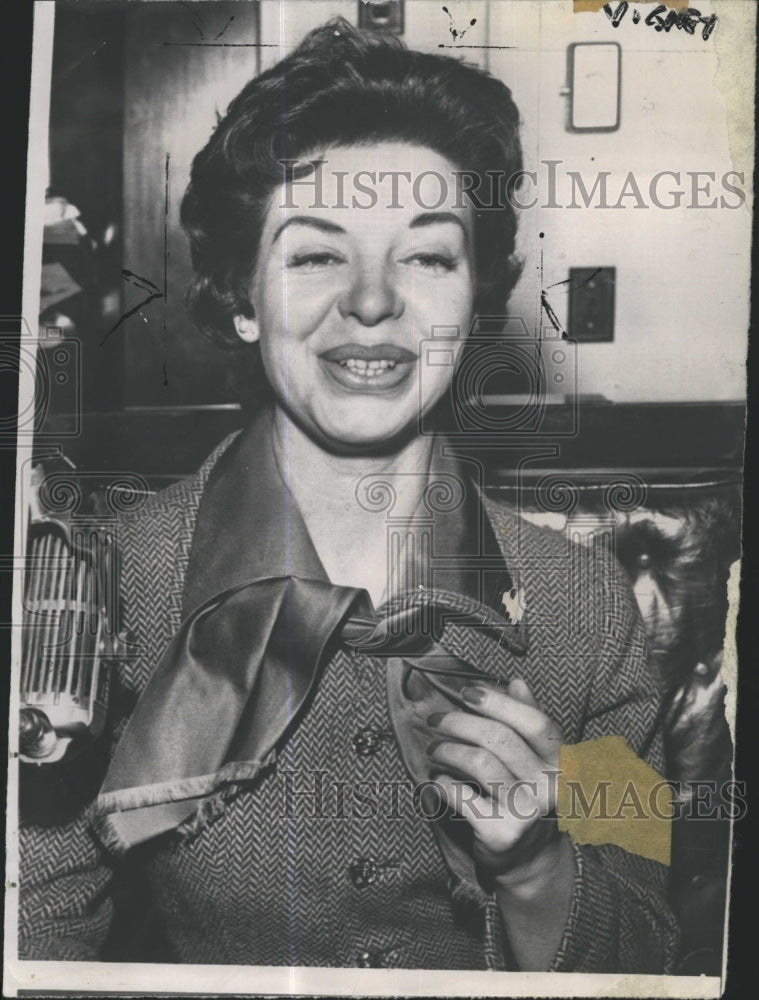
[{"xmin": 122, "ymin": 1, "xmax": 261, "ymax": 408}]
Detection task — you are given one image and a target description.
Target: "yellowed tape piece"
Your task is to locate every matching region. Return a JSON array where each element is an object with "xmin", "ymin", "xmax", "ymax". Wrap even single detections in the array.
[
  {"xmin": 557, "ymin": 736, "xmax": 672, "ymax": 866},
  {"xmin": 574, "ymin": 1, "xmax": 690, "ymax": 11}
]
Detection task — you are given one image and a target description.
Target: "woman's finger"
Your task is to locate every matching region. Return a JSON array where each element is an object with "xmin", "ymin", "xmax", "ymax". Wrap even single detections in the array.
[
  {"xmin": 433, "ymin": 773, "xmax": 540, "ymax": 856},
  {"xmin": 433, "ymin": 772, "xmax": 509, "ymax": 829},
  {"xmin": 454, "ymin": 683, "xmax": 562, "ymax": 762},
  {"xmin": 507, "ymin": 677, "xmax": 540, "ymax": 708},
  {"xmin": 429, "ymin": 738, "xmax": 530, "ymax": 806},
  {"xmin": 428, "ymin": 733, "xmax": 558, "ymax": 816},
  {"xmin": 430, "ymin": 740, "xmax": 556, "ymax": 816},
  {"xmin": 428, "ymin": 712, "xmax": 548, "ymax": 780}
]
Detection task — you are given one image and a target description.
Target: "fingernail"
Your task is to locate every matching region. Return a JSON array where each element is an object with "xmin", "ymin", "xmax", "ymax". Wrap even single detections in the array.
[
  {"xmin": 426, "ymin": 739, "xmax": 444, "ymax": 755},
  {"xmin": 461, "ymin": 686, "xmax": 486, "ymax": 705},
  {"xmin": 427, "ymin": 712, "xmax": 446, "ymax": 727}
]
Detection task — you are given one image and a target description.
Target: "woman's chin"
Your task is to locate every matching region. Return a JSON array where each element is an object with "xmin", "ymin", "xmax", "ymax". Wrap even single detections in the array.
[
  {"xmin": 275, "ymin": 391, "xmax": 441, "ymax": 455},
  {"xmin": 310, "ymin": 412, "xmax": 419, "ymax": 455}
]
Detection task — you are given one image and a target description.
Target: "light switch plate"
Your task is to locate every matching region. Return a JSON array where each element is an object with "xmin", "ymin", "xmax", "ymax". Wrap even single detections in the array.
[
  {"xmin": 568, "ymin": 267, "xmax": 615, "ymax": 342},
  {"xmin": 566, "ymin": 42, "xmax": 621, "ymax": 132}
]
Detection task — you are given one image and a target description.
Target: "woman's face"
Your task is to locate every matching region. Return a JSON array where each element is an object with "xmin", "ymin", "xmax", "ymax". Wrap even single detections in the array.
[{"xmin": 237, "ymin": 143, "xmax": 476, "ymax": 452}]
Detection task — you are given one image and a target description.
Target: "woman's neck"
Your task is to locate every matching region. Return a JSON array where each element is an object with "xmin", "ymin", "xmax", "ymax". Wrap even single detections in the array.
[
  {"xmin": 271, "ymin": 410, "xmax": 435, "ymax": 524},
  {"xmin": 270, "ymin": 410, "xmax": 436, "ymax": 603}
]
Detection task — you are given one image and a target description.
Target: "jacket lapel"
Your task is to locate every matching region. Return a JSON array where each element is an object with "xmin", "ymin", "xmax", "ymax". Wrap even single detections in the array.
[{"xmin": 183, "ymin": 406, "xmax": 328, "ymax": 616}]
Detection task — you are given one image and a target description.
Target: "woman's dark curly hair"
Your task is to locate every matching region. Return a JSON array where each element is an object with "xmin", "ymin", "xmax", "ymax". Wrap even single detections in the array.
[{"xmin": 180, "ymin": 16, "xmax": 524, "ymax": 405}]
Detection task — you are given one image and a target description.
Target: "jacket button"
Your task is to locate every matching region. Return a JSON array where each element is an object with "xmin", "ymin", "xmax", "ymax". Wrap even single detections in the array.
[
  {"xmin": 351, "ymin": 727, "xmax": 392, "ymax": 757},
  {"xmin": 348, "ymin": 856, "xmax": 398, "ymax": 889},
  {"xmin": 357, "ymin": 947, "xmax": 398, "ymax": 968}
]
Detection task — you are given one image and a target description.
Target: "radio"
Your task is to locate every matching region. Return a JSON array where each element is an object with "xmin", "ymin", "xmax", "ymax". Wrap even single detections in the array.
[{"xmin": 19, "ymin": 459, "xmax": 119, "ymax": 768}]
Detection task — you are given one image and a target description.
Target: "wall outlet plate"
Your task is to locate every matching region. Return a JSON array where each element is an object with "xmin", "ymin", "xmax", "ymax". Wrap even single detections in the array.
[
  {"xmin": 358, "ymin": 2, "xmax": 404, "ymax": 34},
  {"xmin": 568, "ymin": 267, "xmax": 616, "ymax": 342}
]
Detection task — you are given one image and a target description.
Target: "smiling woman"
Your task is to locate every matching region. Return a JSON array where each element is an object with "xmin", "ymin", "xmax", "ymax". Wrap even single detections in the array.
[
  {"xmin": 235, "ymin": 143, "xmax": 476, "ymax": 451},
  {"xmin": 19, "ymin": 16, "xmax": 678, "ymax": 975}
]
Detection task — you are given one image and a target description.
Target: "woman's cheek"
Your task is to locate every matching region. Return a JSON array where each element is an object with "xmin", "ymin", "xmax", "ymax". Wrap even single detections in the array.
[
  {"xmin": 283, "ymin": 277, "xmax": 343, "ymax": 326},
  {"xmin": 417, "ymin": 271, "xmax": 474, "ymax": 323}
]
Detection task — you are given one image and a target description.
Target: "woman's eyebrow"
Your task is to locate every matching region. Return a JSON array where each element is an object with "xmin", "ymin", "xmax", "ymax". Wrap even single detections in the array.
[
  {"xmin": 409, "ymin": 212, "xmax": 469, "ymax": 240},
  {"xmin": 272, "ymin": 216, "xmax": 346, "ymax": 244}
]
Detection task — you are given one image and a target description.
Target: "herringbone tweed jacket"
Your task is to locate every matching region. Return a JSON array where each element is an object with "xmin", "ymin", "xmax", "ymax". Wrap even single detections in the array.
[{"xmin": 19, "ymin": 432, "xmax": 679, "ymax": 972}]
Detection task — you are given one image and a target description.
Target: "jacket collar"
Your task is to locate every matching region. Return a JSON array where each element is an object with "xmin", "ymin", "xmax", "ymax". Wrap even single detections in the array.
[{"xmin": 183, "ymin": 407, "xmax": 326, "ymax": 617}]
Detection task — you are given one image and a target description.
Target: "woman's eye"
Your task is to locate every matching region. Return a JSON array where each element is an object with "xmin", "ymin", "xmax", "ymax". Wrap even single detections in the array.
[
  {"xmin": 286, "ymin": 251, "xmax": 345, "ymax": 270},
  {"xmin": 403, "ymin": 252, "xmax": 457, "ymax": 273}
]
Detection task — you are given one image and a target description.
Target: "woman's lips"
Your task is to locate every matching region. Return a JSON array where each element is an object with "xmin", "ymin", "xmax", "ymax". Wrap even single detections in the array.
[
  {"xmin": 320, "ymin": 343, "xmax": 418, "ymax": 364},
  {"xmin": 319, "ymin": 343, "xmax": 418, "ymax": 393}
]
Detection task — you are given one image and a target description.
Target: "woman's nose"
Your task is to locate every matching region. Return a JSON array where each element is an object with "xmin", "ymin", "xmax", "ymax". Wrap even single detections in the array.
[{"xmin": 337, "ymin": 268, "xmax": 404, "ymax": 326}]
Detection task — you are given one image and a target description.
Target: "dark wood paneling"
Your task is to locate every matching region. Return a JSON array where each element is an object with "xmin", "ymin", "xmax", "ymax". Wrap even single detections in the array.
[
  {"xmin": 48, "ymin": 2, "xmax": 126, "ymax": 414},
  {"xmin": 122, "ymin": 2, "xmax": 261, "ymax": 408},
  {"xmin": 482, "ymin": 401, "xmax": 746, "ymax": 484}
]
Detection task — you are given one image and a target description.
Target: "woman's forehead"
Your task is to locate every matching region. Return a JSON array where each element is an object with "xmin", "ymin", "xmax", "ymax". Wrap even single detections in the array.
[{"xmin": 264, "ymin": 141, "xmax": 475, "ymax": 234}]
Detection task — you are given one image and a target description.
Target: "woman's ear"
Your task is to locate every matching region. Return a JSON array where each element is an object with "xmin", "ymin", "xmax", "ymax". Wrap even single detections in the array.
[{"xmin": 233, "ymin": 314, "xmax": 260, "ymax": 344}]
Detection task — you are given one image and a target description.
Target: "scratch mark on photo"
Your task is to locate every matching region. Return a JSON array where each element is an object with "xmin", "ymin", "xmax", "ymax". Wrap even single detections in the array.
[{"xmin": 541, "ymin": 291, "xmax": 569, "ymax": 340}]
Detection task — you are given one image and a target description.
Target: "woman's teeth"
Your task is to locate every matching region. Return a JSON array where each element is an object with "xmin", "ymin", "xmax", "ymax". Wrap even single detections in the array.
[{"xmin": 340, "ymin": 358, "xmax": 397, "ymax": 377}]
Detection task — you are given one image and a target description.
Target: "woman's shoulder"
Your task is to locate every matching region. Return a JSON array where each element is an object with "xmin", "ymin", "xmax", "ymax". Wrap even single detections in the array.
[
  {"xmin": 483, "ymin": 490, "xmax": 635, "ymax": 603},
  {"xmin": 113, "ymin": 429, "xmax": 242, "ymax": 612},
  {"xmin": 119, "ymin": 430, "xmax": 242, "ymax": 532},
  {"xmin": 111, "ymin": 430, "xmax": 244, "ymax": 690},
  {"xmin": 483, "ymin": 490, "xmax": 572, "ymax": 561}
]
